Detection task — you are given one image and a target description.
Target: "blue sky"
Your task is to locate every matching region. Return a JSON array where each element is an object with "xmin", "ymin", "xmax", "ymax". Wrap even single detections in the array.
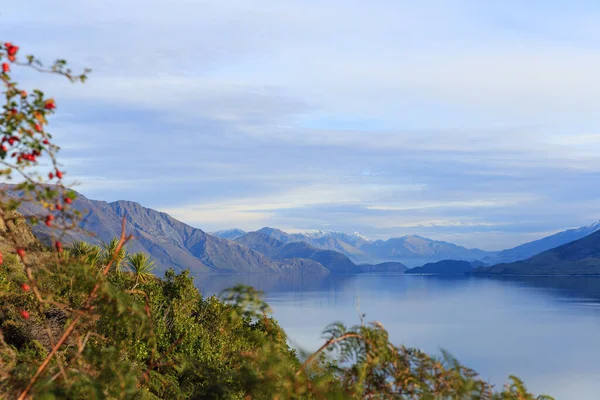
[{"xmin": 3, "ymin": 0, "xmax": 600, "ymax": 250}]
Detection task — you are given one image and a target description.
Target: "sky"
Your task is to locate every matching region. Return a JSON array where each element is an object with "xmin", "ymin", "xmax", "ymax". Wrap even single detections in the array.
[{"xmin": 3, "ymin": 0, "xmax": 600, "ymax": 250}]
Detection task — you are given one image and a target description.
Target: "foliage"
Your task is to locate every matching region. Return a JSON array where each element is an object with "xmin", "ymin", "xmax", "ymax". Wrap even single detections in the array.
[
  {"xmin": 127, "ymin": 252, "xmax": 156, "ymax": 288},
  {"xmin": 0, "ymin": 42, "xmax": 555, "ymax": 399},
  {"xmin": 101, "ymin": 238, "xmax": 127, "ymax": 274}
]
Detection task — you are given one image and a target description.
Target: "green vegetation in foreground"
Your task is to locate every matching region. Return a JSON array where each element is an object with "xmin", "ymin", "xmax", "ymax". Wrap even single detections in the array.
[
  {"xmin": 0, "ymin": 241, "xmax": 553, "ymax": 399},
  {"xmin": 0, "ymin": 41, "xmax": 553, "ymax": 399}
]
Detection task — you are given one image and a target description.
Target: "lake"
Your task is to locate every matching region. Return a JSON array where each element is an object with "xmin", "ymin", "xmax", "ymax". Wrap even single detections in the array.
[{"xmin": 194, "ymin": 273, "xmax": 600, "ymax": 400}]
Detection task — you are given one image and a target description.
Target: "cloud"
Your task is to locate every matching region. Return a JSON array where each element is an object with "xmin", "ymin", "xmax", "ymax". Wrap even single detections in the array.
[
  {"xmin": 4, "ymin": 0, "xmax": 600, "ymax": 249},
  {"xmin": 159, "ymin": 182, "xmax": 425, "ymax": 227}
]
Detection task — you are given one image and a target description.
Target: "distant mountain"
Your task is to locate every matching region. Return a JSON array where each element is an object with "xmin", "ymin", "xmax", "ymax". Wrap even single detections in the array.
[
  {"xmin": 277, "ymin": 242, "xmax": 361, "ymax": 273},
  {"xmin": 358, "ymin": 262, "xmax": 407, "ymax": 273},
  {"xmin": 305, "ymin": 230, "xmax": 371, "ymax": 246},
  {"xmin": 235, "ymin": 231, "xmax": 284, "ymax": 259},
  {"xmin": 360, "ymin": 235, "xmax": 493, "ymax": 267},
  {"xmin": 256, "ymin": 227, "xmax": 376, "ymax": 263},
  {"xmin": 482, "ymin": 221, "xmax": 600, "ymax": 265},
  {"xmin": 235, "ymin": 231, "xmax": 362, "ymax": 273},
  {"xmin": 303, "ymin": 231, "xmax": 374, "ymax": 263},
  {"xmin": 469, "ymin": 260, "xmax": 488, "ymax": 268},
  {"xmin": 256, "ymin": 227, "xmax": 301, "ymax": 244},
  {"xmin": 255, "ymin": 228, "xmax": 493, "ymax": 266},
  {"xmin": 7, "ymin": 187, "xmax": 327, "ymax": 275},
  {"xmin": 209, "ymin": 229, "xmax": 247, "ymax": 240},
  {"xmin": 478, "ymin": 230, "xmax": 600, "ymax": 275},
  {"xmin": 11, "ymin": 184, "xmax": 599, "ymax": 276},
  {"xmin": 406, "ymin": 260, "xmax": 479, "ymax": 275}
]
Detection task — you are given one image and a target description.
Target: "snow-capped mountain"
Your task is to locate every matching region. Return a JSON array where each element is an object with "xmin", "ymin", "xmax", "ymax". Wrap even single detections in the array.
[
  {"xmin": 255, "ymin": 228, "xmax": 492, "ymax": 266},
  {"xmin": 304, "ymin": 230, "xmax": 371, "ymax": 245},
  {"xmin": 209, "ymin": 229, "xmax": 247, "ymax": 240},
  {"xmin": 255, "ymin": 227, "xmax": 375, "ymax": 263},
  {"xmin": 212, "ymin": 220, "xmax": 600, "ymax": 268}
]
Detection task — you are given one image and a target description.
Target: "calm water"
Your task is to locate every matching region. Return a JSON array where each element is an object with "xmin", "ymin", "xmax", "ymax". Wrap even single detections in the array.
[{"xmin": 194, "ymin": 274, "xmax": 600, "ymax": 400}]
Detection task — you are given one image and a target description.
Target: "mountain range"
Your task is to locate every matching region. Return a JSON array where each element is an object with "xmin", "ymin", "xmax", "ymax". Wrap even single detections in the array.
[
  {"xmin": 7, "ymin": 189, "xmax": 333, "ymax": 275},
  {"xmin": 234, "ymin": 231, "xmax": 362, "ymax": 273},
  {"xmin": 220, "ymin": 228, "xmax": 493, "ymax": 267},
  {"xmin": 4, "ymin": 184, "xmax": 600, "ymax": 276},
  {"xmin": 216, "ymin": 222, "xmax": 600, "ymax": 268}
]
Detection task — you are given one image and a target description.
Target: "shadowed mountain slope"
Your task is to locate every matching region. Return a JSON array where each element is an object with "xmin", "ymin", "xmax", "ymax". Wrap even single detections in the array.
[
  {"xmin": 406, "ymin": 260, "xmax": 478, "ymax": 275},
  {"xmin": 482, "ymin": 221, "xmax": 600, "ymax": 265},
  {"xmin": 477, "ymin": 230, "xmax": 600, "ymax": 275},
  {"xmin": 6, "ymin": 187, "xmax": 324, "ymax": 275},
  {"xmin": 235, "ymin": 231, "xmax": 361, "ymax": 273}
]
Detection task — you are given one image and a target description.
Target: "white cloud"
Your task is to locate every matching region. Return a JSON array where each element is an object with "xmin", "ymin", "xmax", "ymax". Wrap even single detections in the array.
[
  {"xmin": 354, "ymin": 216, "xmax": 508, "ymax": 230},
  {"xmin": 4, "ymin": 0, "xmax": 599, "ymax": 247},
  {"xmin": 365, "ymin": 196, "xmax": 538, "ymax": 212},
  {"xmin": 160, "ymin": 182, "xmax": 425, "ymax": 225}
]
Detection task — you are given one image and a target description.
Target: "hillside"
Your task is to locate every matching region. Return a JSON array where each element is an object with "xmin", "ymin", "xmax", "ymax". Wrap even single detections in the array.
[
  {"xmin": 358, "ymin": 262, "xmax": 408, "ymax": 273},
  {"xmin": 7, "ymin": 187, "xmax": 325, "ymax": 275},
  {"xmin": 0, "ymin": 210, "xmax": 47, "ymax": 265},
  {"xmin": 235, "ymin": 231, "xmax": 361, "ymax": 273},
  {"xmin": 482, "ymin": 221, "xmax": 600, "ymax": 265},
  {"xmin": 235, "ymin": 231, "xmax": 284, "ymax": 258},
  {"xmin": 478, "ymin": 230, "xmax": 600, "ymax": 275},
  {"xmin": 406, "ymin": 259, "xmax": 478, "ymax": 275}
]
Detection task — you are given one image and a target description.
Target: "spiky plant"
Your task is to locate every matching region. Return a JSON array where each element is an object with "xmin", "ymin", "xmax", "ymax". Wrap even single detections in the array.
[
  {"xmin": 100, "ymin": 237, "xmax": 127, "ymax": 273},
  {"xmin": 126, "ymin": 252, "xmax": 156, "ymax": 288},
  {"xmin": 69, "ymin": 241, "xmax": 96, "ymax": 258}
]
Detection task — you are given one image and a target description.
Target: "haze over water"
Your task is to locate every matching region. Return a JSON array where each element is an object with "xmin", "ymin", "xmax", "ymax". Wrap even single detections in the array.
[{"xmin": 195, "ymin": 274, "xmax": 600, "ymax": 400}]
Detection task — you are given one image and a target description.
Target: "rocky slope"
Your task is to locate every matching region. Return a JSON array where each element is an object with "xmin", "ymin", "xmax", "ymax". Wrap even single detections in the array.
[{"xmin": 7, "ymin": 188, "xmax": 327, "ymax": 275}]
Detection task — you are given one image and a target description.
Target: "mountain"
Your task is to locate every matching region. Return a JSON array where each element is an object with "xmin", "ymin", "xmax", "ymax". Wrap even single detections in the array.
[
  {"xmin": 255, "ymin": 227, "xmax": 376, "ymax": 263},
  {"xmin": 482, "ymin": 221, "xmax": 600, "ymax": 265},
  {"xmin": 276, "ymin": 242, "xmax": 361, "ymax": 273},
  {"xmin": 304, "ymin": 230, "xmax": 371, "ymax": 248},
  {"xmin": 209, "ymin": 229, "xmax": 247, "ymax": 240},
  {"xmin": 359, "ymin": 235, "xmax": 493, "ymax": 267},
  {"xmin": 478, "ymin": 230, "xmax": 600, "ymax": 275},
  {"xmin": 235, "ymin": 231, "xmax": 284, "ymax": 259},
  {"xmin": 358, "ymin": 262, "xmax": 407, "ymax": 273},
  {"xmin": 405, "ymin": 260, "xmax": 478, "ymax": 275},
  {"xmin": 255, "ymin": 227, "xmax": 304, "ymax": 244},
  {"xmin": 6, "ymin": 187, "xmax": 327, "ymax": 275},
  {"xmin": 255, "ymin": 228, "xmax": 492, "ymax": 265},
  {"xmin": 303, "ymin": 231, "xmax": 374, "ymax": 263},
  {"xmin": 215, "ymin": 222, "xmax": 600, "ymax": 267},
  {"xmin": 235, "ymin": 231, "xmax": 362, "ymax": 273}
]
